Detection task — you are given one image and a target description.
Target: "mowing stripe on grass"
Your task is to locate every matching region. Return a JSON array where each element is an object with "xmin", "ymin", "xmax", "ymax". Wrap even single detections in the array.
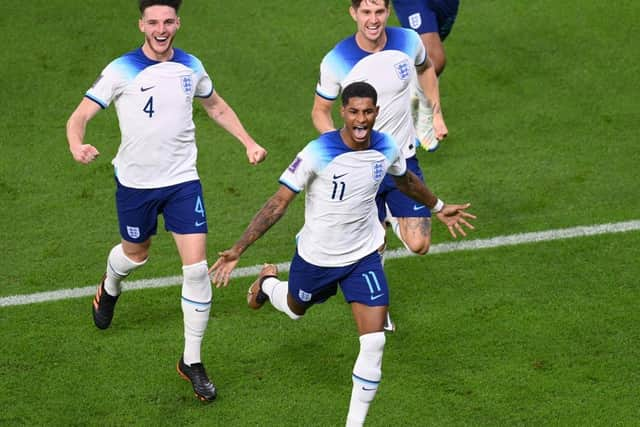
[{"xmin": 2, "ymin": 220, "xmax": 639, "ymax": 308}]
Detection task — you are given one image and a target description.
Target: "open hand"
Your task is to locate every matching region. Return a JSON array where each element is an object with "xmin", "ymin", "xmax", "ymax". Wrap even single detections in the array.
[{"xmin": 436, "ymin": 203, "xmax": 476, "ymax": 238}]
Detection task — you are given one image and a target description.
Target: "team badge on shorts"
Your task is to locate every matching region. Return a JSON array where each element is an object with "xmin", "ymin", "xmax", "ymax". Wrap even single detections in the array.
[
  {"xmin": 298, "ymin": 289, "xmax": 312, "ymax": 302},
  {"xmin": 408, "ymin": 12, "xmax": 422, "ymax": 29},
  {"xmin": 126, "ymin": 226, "xmax": 140, "ymax": 239},
  {"xmin": 181, "ymin": 75, "xmax": 193, "ymax": 95},
  {"xmin": 394, "ymin": 60, "xmax": 411, "ymax": 80}
]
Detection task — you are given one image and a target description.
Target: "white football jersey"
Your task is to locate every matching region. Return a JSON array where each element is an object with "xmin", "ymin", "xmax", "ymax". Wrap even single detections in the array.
[
  {"xmin": 316, "ymin": 27, "xmax": 426, "ymax": 159},
  {"xmin": 86, "ymin": 48, "xmax": 214, "ymax": 189},
  {"xmin": 279, "ymin": 130, "xmax": 406, "ymax": 267}
]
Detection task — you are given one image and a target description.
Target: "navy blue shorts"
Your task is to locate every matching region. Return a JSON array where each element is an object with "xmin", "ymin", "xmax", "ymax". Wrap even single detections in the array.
[
  {"xmin": 393, "ymin": 0, "xmax": 460, "ymax": 40},
  {"xmin": 288, "ymin": 249, "xmax": 389, "ymax": 307},
  {"xmin": 376, "ymin": 156, "xmax": 432, "ymax": 222},
  {"xmin": 115, "ymin": 178, "xmax": 207, "ymax": 243}
]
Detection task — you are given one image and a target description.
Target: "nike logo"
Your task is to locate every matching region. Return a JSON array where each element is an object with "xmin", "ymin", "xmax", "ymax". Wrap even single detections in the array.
[
  {"xmin": 413, "ymin": 204, "xmax": 426, "ymax": 211},
  {"xmin": 333, "ymin": 173, "xmax": 348, "ymax": 179},
  {"xmin": 371, "ymin": 294, "xmax": 385, "ymax": 301},
  {"xmin": 140, "ymin": 86, "xmax": 155, "ymax": 92},
  {"xmin": 362, "ymin": 387, "xmax": 377, "ymax": 391},
  {"xmin": 195, "ymin": 308, "xmax": 208, "ymax": 312},
  {"xmin": 195, "ymin": 220, "xmax": 206, "ymax": 227}
]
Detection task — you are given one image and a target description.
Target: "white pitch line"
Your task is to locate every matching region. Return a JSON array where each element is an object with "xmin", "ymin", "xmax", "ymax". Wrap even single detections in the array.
[{"xmin": 2, "ymin": 220, "xmax": 639, "ymax": 308}]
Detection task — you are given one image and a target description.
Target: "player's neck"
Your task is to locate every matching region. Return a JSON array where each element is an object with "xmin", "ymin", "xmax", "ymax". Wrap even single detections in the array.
[
  {"xmin": 354, "ymin": 30, "xmax": 387, "ymax": 53},
  {"xmin": 141, "ymin": 43, "xmax": 174, "ymax": 62},
  {"xmin": 340, "ymin": 128, "xmax": 371, "ymax": 151}
]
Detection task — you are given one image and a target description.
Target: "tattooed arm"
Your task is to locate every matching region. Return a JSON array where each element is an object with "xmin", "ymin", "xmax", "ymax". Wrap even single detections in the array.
[{"xmin": 209, "ymin": 185, "xmax": 297, "ymax": 287}]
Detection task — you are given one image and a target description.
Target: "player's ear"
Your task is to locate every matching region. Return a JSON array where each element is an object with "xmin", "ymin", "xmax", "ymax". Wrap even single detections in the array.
[
  {"xmin": 349, "ymin": 6, "xmax": 357, "ymax": 22},
  {"xmin": 176, "ymin": 16, "xmax": 181, "ymax": 30},
  {"xmin": 138, "ymin": 17, "xmax": 144, "ymax": 33}
]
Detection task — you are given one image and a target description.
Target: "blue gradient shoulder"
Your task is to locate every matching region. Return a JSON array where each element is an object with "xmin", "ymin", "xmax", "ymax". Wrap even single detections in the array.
[
  {"xmin": 171, "ymin": 48, "xmax": 206, "ymax": 73},
  {"xmin": 323, "ymin": 36, "xmax": 368, "ymax": 79},
  {"xmin": 108, "ymin": 48, "xmax": 156, "ymax": 80},
  {"xmin": 305, "ymin": 130, "xmax": 352, "ymax": 171},
  {"xmin": 370, "ymin": 130, "xmax": 400, "ymax": 162},
  {"xmin": 384, "ymin": 27, "xmax": 423, "ymax": 60}
]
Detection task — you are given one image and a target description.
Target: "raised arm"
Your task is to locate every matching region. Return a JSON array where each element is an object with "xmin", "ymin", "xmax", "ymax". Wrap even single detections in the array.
[
  {"xmin": 311, "ymin": 94, "xmax": 337, "ymax": 134},
  {"xmin": 210, "ymin": 185, "xmax": 297, "ymax": 287},
  {"xmin": 199, "ymin": 92, "xmax": 267, "ymax": 164},
  {"xmin": 393, "ymin": 171, "xmax": 475, "ymax": 238},
  {"xmin": 66, "ymin": 97, "xmax": 102, "ymax": 164}
]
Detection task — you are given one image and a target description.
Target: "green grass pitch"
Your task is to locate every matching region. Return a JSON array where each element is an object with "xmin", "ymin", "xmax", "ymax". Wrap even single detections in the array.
[{"xmin": 1, "ymin": 0, "xmax": 639, "ymax": 425}]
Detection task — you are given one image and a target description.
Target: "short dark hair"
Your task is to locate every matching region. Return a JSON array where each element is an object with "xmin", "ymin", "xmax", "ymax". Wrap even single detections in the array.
[
  {"xmin": 139, "ymin": 0, "xmax": 182, "ymax": 14},
  {"xmin": 341, "ymin": 81, "xmax": 378, "ymax": 106},
  {"xmin": 351, "ymin": 0, "xmax": 390, "ymax": 9}
]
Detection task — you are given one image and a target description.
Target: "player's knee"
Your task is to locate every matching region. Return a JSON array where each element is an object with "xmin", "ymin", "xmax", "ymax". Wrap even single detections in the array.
[
  {"xmin": 405, "ymin": 237, "xmax": 431, "ymax": 255},
  {"xmin": 360, "ymin": 331, "xmax": 386, "ymax": 354},
  {"xmin": 182, "ymin": 260, "xmax": 211, "ymax": 302},
  {"xmin": 354, "ymin": 331, "xmax": 386, "ymax": 392},
  {"xmin": 122, "ymin": 246, "xmax": 150, "ymax": 263},
  {"xmin": 286, "ymin": 295, "xmax": 305, "ymax": 320}
]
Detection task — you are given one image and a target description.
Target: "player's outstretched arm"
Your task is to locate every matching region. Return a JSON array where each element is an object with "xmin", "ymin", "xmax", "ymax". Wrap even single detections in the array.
[
  {"xmin": 199, "ymin": 92, "xmax": 267, "ymax": 165},
  {"xmin": 392, "ymin": 171, "xmax": 476, "ymax": 238},
  {"xmin": 66, "ymin": 98, "xmax": 102, "ymax": 164},
  {"xmin": 209, "ymin": 185, "xmax": 297, "ymax": 287}
]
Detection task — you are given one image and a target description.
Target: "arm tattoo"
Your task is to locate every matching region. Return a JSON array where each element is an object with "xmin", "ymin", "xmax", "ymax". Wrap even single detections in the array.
[{"xmin": 235, "ymin": 195, "xmax": 288, "ymax": 253}]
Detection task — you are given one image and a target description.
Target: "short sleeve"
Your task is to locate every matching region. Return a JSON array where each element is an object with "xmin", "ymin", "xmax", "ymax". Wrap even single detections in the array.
[
  {"xmin": 85, "ymin": 60, "xmax": 126, "ymax": 109},
  {"xmin": 278, "ymin": 145, "xmax": 318, "ymax": 193},
  {"xmin": 315, "ymin": 53, "xmax": 341, "ymax": 101}
]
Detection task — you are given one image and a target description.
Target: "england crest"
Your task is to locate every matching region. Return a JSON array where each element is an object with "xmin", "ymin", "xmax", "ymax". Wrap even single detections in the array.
[
  {"xmin": 181, "ymin": 75, "xmax": 193, "ymax": 95},
  {"xmin": 298, "ymin": 289, "xmax": 312, "ymax": 302},
  {"xmin": 394, "ymin": 60, "xmax": 411, "ymax": 80},
  {"xmin": 126, "ymin": 226, "xmax": 140, "ymax": 239},
  {"xmin": 372, "ymin": 160, "xmax": 385, "ymax": 181},
  {"xmin": 408, "ymin": 12, "xmax": 422, "ymax": 30}
]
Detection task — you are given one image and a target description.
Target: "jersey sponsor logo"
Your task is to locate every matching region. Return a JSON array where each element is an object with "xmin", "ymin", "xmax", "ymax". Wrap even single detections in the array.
[
  {"xmin": 298, "ymin": 289, "xmax": 312, "ymax": 302},
  {"xmin": 288, "ymin": 156, "xmax": 302, "ymax": 173},
  {"xmin": 181, "ymin": 75, "xmax": 193, "ymax": 94},
  {"xmin": 126, "ymin": 226, "xmax": 140, "ymax": 239},
  {"xmin": 394, "ymin": 60, "xmax": 411, "ymax": 80},
  {"xmin": 413, "ymin": 204, "xmax": 426, "ymax": 211},
  {"xmin": 140, "ymin": 85, "xmax": 155, "ymax": 92},
  {"xmin": 333, "ymin": 172, "xmax": 348, "ymax": 179},
  {"xmin": 408, "ymin": 12, "xmax": 422, "ymax": 29},
  {"xmin": 372, "ymin": 160, "xmax": 385, "ymax": 181}
]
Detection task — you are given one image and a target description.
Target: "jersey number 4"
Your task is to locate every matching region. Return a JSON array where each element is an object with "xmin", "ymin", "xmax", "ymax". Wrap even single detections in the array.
[{"xmin": 143, "ymin": 96, "xmax": 155, "ymax": 118}]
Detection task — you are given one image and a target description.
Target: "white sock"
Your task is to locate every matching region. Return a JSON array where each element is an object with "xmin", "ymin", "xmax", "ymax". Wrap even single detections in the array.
[
  {"xmin": 346, "ymin": 332, "xmax": 386, "ymax": 427},
  {"xmin": 181, "ymin": 260, "xmax": 212, "ymax": 365},
  {"xmin": 261, "ymin": 278, "xmax": 301, "ymax": 320},
  {"xmin": 104, "ymin": 244, "xmax": 147, "ymax": 296}
]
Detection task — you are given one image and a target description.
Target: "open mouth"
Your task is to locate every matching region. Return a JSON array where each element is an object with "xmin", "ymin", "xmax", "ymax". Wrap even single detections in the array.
[{"xmin": 353, "ymin": 125, "xmax": 368, "ymax": 140}]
